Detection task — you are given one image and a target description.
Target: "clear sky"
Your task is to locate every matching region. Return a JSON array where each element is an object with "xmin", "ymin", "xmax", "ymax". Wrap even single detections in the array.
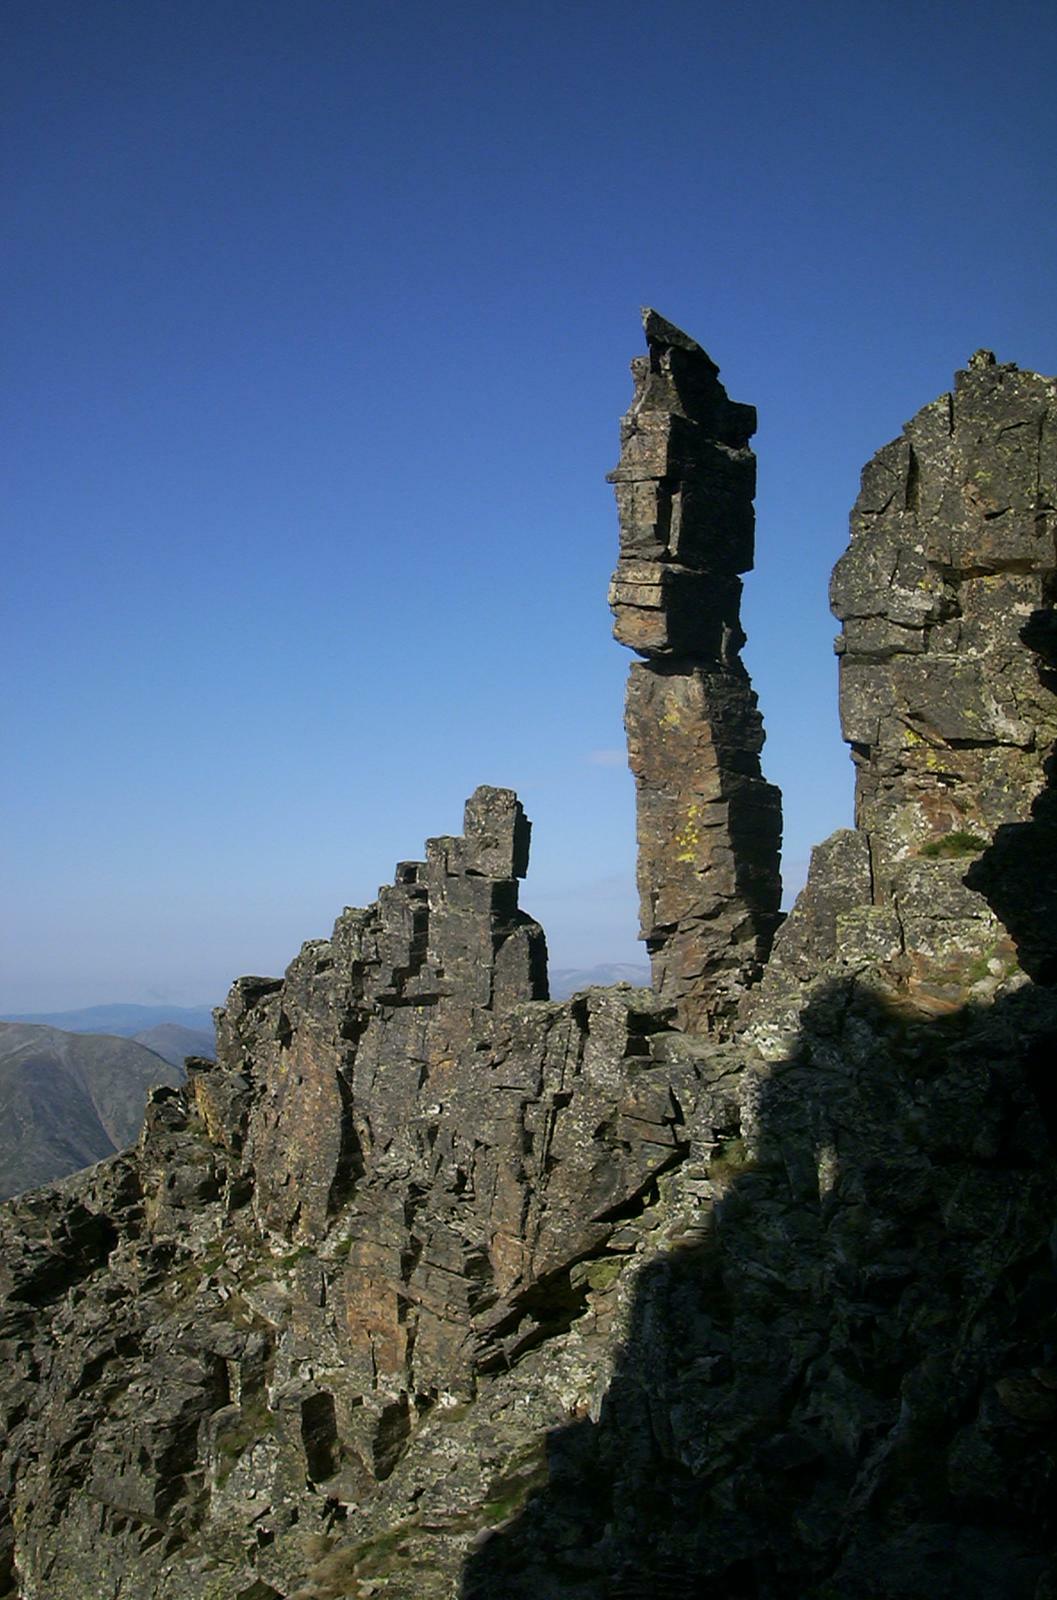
[{"xmin": 3, "ymin": 0, "xmax": 1056, "ymax": 1011}]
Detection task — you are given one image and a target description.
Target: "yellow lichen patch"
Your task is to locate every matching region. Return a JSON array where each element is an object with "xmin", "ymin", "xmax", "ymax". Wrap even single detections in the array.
[
  {"xmin": 192, "ymin": 1078, "xmax": 229, "ymax": 1147},
  {"xmin": 674, "ymin": 801, "xmax": 702, "ymax": 864}
]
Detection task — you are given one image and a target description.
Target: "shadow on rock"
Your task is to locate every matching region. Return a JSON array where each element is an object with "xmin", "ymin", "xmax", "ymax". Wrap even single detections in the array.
[
  {"xmin": 460, "ymin": 973, "xmax": 1057, "ymax": 1600},
  {"xmin": 966, "ymin": 607, "xmax": 1057, "ymax": 986}
]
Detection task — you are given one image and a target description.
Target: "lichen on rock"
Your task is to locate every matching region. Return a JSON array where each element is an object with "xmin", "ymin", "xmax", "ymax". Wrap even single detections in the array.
[
  {"xmin": 608, "ymin": 309, "xmax": 783, "ymax": 1034},
  {"xmin": 1, "ymin": 329, "xmax": 1056, "ymax": 1600}
]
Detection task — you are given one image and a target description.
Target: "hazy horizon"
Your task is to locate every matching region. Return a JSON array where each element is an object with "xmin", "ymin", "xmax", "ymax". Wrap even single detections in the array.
[{"xmin": 2, "ymin": 962, "xmax": 656, "ymax": 1018}]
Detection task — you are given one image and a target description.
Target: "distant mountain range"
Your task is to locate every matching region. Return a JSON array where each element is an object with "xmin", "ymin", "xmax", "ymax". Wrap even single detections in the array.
[
  {"xmin": 129, "ymin": 1022, "xmax": 215, "ymax": 1066},
  {"xmin": 0, "ymin": 1021, "xmax": 188, "ymax": 1201},
  {"xmin": 549, "ymin": 963, "xmax": 650, "ymax": 998},
  {"xmin": 2, "ymin": 1002, "xmax": 217, "ymax": 1037}
]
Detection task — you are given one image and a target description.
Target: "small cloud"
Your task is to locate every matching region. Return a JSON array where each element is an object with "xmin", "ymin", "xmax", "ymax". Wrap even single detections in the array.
[{"xmin": 586, "ymin": 749, "xmax": 626, "ymax": 768}]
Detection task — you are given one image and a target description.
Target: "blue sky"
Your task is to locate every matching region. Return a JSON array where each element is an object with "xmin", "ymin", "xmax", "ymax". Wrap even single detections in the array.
[{"xmin": 3, "ymin": 0, "xmax": 1056, "ymax": 1011}]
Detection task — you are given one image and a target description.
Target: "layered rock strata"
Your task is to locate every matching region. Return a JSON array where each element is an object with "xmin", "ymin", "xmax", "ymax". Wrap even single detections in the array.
[
  {"xmin": 0, "ymin": 788, "xmax": 729, "ymax": 1600},
  {"xmin": 471, "ymin": 350, "xmax": 1057, "ymax": 1600},
  {"xmin": 608, "ymin": 308, "xmax": 782, "ymax": 1033},
  {"xmin": 748, "ymin": 350, "xmax": 1057, "ymax": 1046},
  {"xmin": 834, "ymin": 350, "xmax": 1057, "ymax": 869},
  {"xmin": 1, "ymin": 338, "xmax": 1056, "ymax": 1600}
]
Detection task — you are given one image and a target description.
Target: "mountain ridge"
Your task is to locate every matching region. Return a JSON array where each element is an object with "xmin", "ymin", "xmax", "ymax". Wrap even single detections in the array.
[
  {"xmin": 1, "ymin": 1002, "xmax": 217, "ymax": 1037},
  {"xmin": 1, "ymin": 325, "xmax": 1055, "ymax": 1600},
  {"xmin": 0, "ymin": 1021, "xmax": 184, "ymax": 1200}
]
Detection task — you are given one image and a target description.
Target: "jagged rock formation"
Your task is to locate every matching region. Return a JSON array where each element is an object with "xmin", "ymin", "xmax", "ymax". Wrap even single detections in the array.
[
  {"xmin": 468, "ymin": 353, "xmax": 1057, "ymax": 1599},
  {"xmin": 2, "ymin": 332, "xmax": 1056, "ymax": 1600},
  {"xmin": 746, "ymin": 350, "xmax": 1057, "ymax": 1048},
  {"xmin": 835, "ymin": 349, "xmax": 1056, "ymax": 867},
  {"xmin": 608, "ymin": 309, "xmax": 782, "ymax": 1032},
  {"xmin": 0, "ymin": 788, "xmax": 720, "ymax": 1599}
]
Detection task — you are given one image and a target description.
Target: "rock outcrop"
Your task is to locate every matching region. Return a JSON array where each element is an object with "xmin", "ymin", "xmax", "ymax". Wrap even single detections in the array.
[
  {"xmin": 746, "ymin": 349, "xmax": 1057, "ymax": 1048},
  {"xmin": 468, "ymin": 350, "xmax": 1057, "ymax": 1599},
  {"xmin": 1, "ymin": 329, "xmax": 1056, "ymax": 1600},
  {"xmin": 0, "ymin": 788, "xmax": 722, "ymax": 1599},
  {"xmin": 608, "ymin": 309, "xmax": 782, "ymax": 1033},
  {"xmin": 834, "ymin": 349, "xmax": 1057, "ymax": 870}
]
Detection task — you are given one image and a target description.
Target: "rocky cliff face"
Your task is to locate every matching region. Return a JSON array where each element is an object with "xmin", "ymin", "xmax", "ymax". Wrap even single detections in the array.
[
  {"xmin": 745, "ymin": 349, "xmax": 1057, "ymax": 1048},
  {"xmin": 1, "ymin": 324, "xmax": 1055, "ymax": 1600},
  {"xmin": 0, "ymin": 789, "xmax": 709, "ymax": 1600}
]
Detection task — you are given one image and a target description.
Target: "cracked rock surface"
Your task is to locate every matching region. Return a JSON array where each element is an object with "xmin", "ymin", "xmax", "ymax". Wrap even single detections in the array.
[
  {"xmin": 2, "ymin": 339, "xmax": 1057, "ymax": 1600},
  {"xmin": 609, "ymin": 310, "xmax": 782, "ymax": 1034}
]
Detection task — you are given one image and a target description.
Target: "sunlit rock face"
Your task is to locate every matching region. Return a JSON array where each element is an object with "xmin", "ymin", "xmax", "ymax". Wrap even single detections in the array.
[
  {"xmin": 834, "ymin": 351, "xmax": 1057, "ymax": 865},
  {"xmin": 2, "ymin": 336, "xmax": 1057, "ymax": 1600},
  {"xmin": 608, "ymin": 309, "xmax": 782, "ymax": 1034},
  {"xmin": 749, "ymin": 352, "xmax": 1057, "ymax": 1037},
  {"xmin": 0, "ymin": 788, "xmax": 729, "ymax": 1599}
]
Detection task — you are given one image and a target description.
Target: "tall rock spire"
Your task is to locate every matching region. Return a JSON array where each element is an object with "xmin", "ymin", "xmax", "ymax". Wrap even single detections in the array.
[{"xmin": 608, "ymin": 310, "xmax": 782, "ymax": 1032}]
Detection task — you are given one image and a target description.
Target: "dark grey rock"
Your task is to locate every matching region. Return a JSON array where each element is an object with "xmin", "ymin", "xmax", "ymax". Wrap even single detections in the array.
[
  {"xmin": 2, "ymin": 343, "xmax": 1056, "ymax": 1600},
  {"xmin": 608, "ymin": 310, "xmax": 782, "ymax": 1033}
]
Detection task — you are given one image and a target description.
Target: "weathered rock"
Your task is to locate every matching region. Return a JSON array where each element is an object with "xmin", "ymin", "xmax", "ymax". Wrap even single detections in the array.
[
  {"xmin": 465, "ymin": 975, "xmax": 1057, "ymax": 1600},
  {"xmin": 833, "ymin": 353, "xmax": 1057, "ymax": 856},
  {"xmin": 2, "ymin": 341, "xmax": 1056, "ymax": 1600},
  {"xmin": 746, "ymin": 351, "xmax": 1057, "ymax": 1029},
  {"xmin": 470, "ymin": 350, "xmax": 1057, "ymax": 1599},
  {"xmin": 609, "ymin": 309, "xmax": 782, "ymax": 1032},
  {"xmin": 0, "ymin": 788, "xmax": 737, "ymax": 1599}
]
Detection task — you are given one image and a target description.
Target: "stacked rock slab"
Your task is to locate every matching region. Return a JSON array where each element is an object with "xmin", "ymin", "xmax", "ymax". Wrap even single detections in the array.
[
  {"xmin": 832, "ymin": 350, "xmax": 1057, "ymax": 881},
  {"xmin": 223, "ymin": 785, "xmax": 550, "ymax": 1248},
  {"xmin": 4, "ymin": 342, "xmax": 1057, "ymax": 1600},
  {"xmin": 608, "ymin": 309, "xmax": 782, "ymax": 1032},
  {"xmin": 746, "ymin": 352, "xmax": 1057, "ymax": 1046},
  {"xmin": 0, "ymin": 785, "xmax": 735, "ymax": 1600},
  {"xmin": 829, "ymin": 353, "xmax": 1057, "ymax": 1009}
]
